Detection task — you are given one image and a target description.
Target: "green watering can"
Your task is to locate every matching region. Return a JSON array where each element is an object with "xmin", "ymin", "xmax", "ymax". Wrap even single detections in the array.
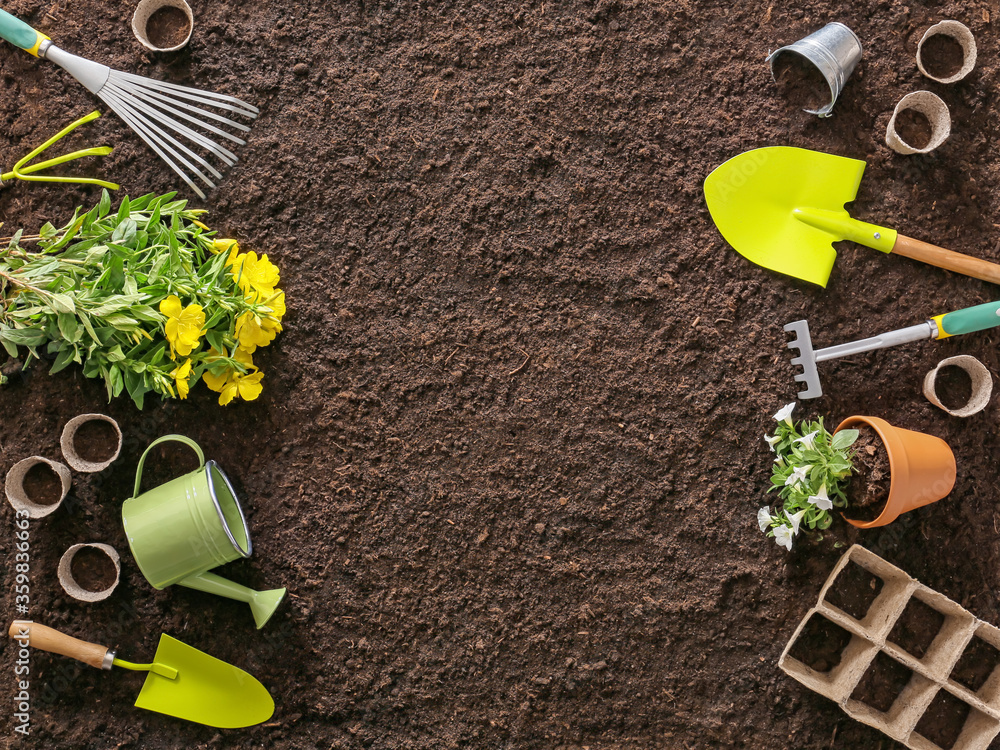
[{"xmin": 122, "ymin": 435, "xmax": 286, "ymax": 629}]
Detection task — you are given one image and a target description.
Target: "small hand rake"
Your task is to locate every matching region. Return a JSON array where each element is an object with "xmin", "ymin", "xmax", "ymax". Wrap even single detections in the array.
[
  {"xmin": 0, "ymin": 8, "xmax": 258, "ymax": 199},
  {"xmin": 784, "ymin": 299, "xmax": 1000, "ymax": 399}
]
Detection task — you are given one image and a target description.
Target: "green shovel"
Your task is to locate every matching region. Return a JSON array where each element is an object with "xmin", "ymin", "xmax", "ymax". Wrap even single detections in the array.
[
  {"xmin": 9, "ymin": 621, "xmax": 274, "ymax": 728},
  {"xmin": 704, "ymin": 146, "xmax": 1000, "ymax": 287}
]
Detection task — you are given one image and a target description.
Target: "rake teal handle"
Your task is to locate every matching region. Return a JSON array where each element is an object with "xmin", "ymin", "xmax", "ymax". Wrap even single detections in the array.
[
  {"xmin": 935, "ymin": 300, "xmax": 1000, "ymax": 338},
  {"xmin": 0, "ymin": 9, "xmax": 47, "ymax": 56}
]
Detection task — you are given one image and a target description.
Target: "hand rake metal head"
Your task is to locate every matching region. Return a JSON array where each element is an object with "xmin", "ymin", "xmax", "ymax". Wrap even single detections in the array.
[
  {"xmin": 39, "ymin": 41, "xmax": 258, "ymax": 200},
  {"xmin": 783, "ymin": 320, "xmax": 823, "ymax": 400}
]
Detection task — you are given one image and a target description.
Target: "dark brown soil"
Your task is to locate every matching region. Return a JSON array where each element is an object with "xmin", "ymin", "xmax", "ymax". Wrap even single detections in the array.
[
  {"xmin": 772, "ymin": 52, "xmax": 830, "ymax": 111},
  {"xmin": 146, "ymin": 6, "xmax": 191, "ymax": 49},
  {"xmin": 21, "ymin": 462, "xmax": 63, "ymax": 506},
  {"xmin": 845, "ymin": 426, "xmax": 892, "ymax": 523},
  {"xmin": 951, "ymin": 635, "xmax": 1000, "ymax": 693},
  {"xmin": 920, "ymin": 33, "xmax": 966, "ymax": 80},
  {"xmin": 850, "ymin": 652, "xmax": 912, "ymax": 714},
  {"xmin": 69, "ymin": 547, "xmax": 118, "ymax": 592},
  {"xmin": 887, "ymin": 595, "xmax": 945, "ymax": 659},
  {"xmin": 788, "ymin": 613, "xmax": 853, "ymax": 672},
  {"xmin": 72, "ymin": 419, "xmax": 120, "ymax": 464},
  {"xmin": 4, "ymin": 2, "xmax": 1000, "ymax": 749},
  {"xmin": 914, "ymin": 690, "xmax": 970, "ymax": 750},
  {"xmin": 825, "ymin": 561, "xmax": 885, "ymax": 620},
  {"xmin": 894, "ymin": 108, "xmax": 933, "ymax": 151},
  {"xmin": 935, "ymin": 365, "xmax": 974, "ymax": 411}
]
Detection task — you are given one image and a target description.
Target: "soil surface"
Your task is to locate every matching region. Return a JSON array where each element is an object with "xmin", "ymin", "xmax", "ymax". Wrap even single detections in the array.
[
  {"xmin": 825, "ymin": 561, "xmax": 885, "ymax": 620},
  {"xmin": 920, "ymin": 33, "xmax": 966, "ymax": 80},
  {"xmin": 893, "ymin": 108, "xmax": 932, "ymax": 151},
  {"xmin": 20, "ymin": 463, "xmax": 62, "ymax": 507},
  {"xmin": 772, "ymin": 52, "xmax": 830, "ymax": 112},
  {"xmin": 935, "ymin": 364, "xmax": 974, "ymax": 411},
  {"xmin": 71, "ymin": 419, "xmax": 120, "ymax": 464},
  {"xmin": 3, "ymin": 1, "xmax": 1000, "ymax": 749},
  {"xmin": 788, "ymin": 613, "xmax": 853, "ymax": 673},
  {"xmin": 68, "ymin": 546, "xmax": 118, "ymax": 593},
  {"xmin": 913, "ymin": 689, "xmax": 970, "ymax": 750},
  {"xmin": 887, "ymin": 595, "xmax": 945, "ymax": 659},
  {"xmin": 845, "ymin": 426, "xmax": 892, "ymax": 522},
  {"xmin": 850, "ymin": 651, "xmax": 912, "ymax": 714},
  {"xmin": 951, "ymin": 634, "xmax": 1000, "ymax": 692},
  {"xmin": 146, "ymin": 6, "xmax": 191, "ymax": 49}
]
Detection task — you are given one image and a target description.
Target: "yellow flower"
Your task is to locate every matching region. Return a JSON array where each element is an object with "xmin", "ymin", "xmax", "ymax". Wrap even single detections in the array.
[
  {"xmin": 160, "ymin": 295, "xmax": 205, "ymax": 358},
  {"xmin": 231, "ymin": 251, "xmax": 280, "ymax": 299},
  {"xmin": 170, "ymin": 358, "xmax": 193, "ymax": 399},
  {"xmin": 260, "ymin": 290, "xmax": 285, "ymax": 332},
  {"xmin": 201, "ymin": 348, "xmax": 263, "ymax": 405},
  {"xmin": 192, "ymin": 220, "xmax": 210, "ymax": 231},
  {"xmin": 213, "ymin": 238, "xmax": 239, "ymax": 257},
  {"xmin": 219, "ymin": 369, "xmax": 264, "ymax": 406},
  {"xmin": 235, "ymin": 310, "xmax": 277, "ymax": 353}
]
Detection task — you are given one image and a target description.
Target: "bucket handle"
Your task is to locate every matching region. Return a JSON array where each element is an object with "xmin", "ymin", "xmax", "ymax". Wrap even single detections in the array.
[{"xmin": 132, "ymin": 434, "xmax": 205, "ymax": 498}]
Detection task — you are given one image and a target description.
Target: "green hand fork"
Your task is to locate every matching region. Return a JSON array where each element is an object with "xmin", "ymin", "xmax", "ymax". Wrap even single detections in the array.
[
  {"xmin": 785, "ymin": 300, "xmax": 1000, "ymax": 399},
  {"xmin": 0, "ymin": 110, "xmax": 118, "ymax": 190}
]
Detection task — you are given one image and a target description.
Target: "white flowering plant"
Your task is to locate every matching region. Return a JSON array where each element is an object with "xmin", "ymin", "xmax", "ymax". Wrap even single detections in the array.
[{"xmin": 757, "ymin": 402, "xmax": 858, "ymax": 551}]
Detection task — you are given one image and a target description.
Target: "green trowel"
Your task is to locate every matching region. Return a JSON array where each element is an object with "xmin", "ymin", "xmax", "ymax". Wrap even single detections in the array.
[
  {"xmin": 9, "ymin": 621, "xmax": 274, "ymax": 728},
  {"xmin": 704, "ymin": 146, "xmax": 1000, "ymax": 287}
]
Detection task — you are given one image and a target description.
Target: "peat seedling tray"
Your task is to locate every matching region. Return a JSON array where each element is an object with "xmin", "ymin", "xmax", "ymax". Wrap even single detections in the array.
[{"xmin": 779, "ymin": 545, "xmax": 1000, "ymax": 750}]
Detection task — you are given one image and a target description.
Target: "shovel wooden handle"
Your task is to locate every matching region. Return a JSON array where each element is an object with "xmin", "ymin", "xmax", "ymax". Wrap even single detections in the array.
[
  {"xmin": 893, "ymin": 235, "xmax": 1000, "ymax": 285},
  {"xmin": 9, "ymin": 620, "xmax": 110, "ymax": 670}
]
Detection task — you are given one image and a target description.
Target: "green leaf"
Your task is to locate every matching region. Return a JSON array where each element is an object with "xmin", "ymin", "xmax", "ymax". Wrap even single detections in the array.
[
  {"xmin": 98, "ymin": 189, "xmax": 111, "ymax": 219},
  {"xmin": 57, "ymin": 313, "xmax": 80, "ymax": 342},
  {"xmin": 0, "ymin": 337, "xmax": 17, "ymax": 357},
  {"xmin": 49, "ymin": 346, "xmax": 77, "ymax": 374},
  {"xmin": 832, "ymin": 429, "xmax": 859, "ymax": 450},
  {"xmin": 112, "ymin": 219, "xmax": 138, "ymax": 247},
  {"xmin": 49, "ymin": 293, "xmax": 76, "ymax": 314},
  {"xmin": 0, "ymin": 328, "xmax": 46, "ymax": 346},
  {"xmin": 117, "ymin": 196, "xmax": 131, "ymax": 222}
]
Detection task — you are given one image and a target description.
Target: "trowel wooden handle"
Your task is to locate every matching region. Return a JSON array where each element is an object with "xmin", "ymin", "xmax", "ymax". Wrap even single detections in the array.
[
  {"xmin": 893, "ymin": 235, "xmax": 1000, "ymax": 285},
  {"xmin": 9, "ymin": 621, "xmax": 110, "ymax": 670}
]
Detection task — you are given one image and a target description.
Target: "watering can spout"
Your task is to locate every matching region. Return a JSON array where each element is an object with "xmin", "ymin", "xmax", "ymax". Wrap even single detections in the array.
[{"xmin": 179, "ymin": 571, "xmax": 287, "ymax": 630}]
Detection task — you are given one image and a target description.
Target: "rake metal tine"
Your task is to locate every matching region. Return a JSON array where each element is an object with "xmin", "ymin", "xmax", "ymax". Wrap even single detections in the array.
[
  {"xmin": 783, "ymin": 320, "xmax": 823, "ymax": 400},
  {"xmin": 105, "ymin": 80, "xmax": 239, "ymax": 164},
  {"xmin": 101, "ymin": 86, "xmax": 222, "ymax": 183},
  {"xmin": 122, "ymin": 83, "xmax": 250, "ymax": 142},
  {"xmin": 113, "ymin": 70, "xmax": 259, "ymax": 118},
  {"xmin": 99, "ymin": 89, "xmax": 214, "ymax": 199}
]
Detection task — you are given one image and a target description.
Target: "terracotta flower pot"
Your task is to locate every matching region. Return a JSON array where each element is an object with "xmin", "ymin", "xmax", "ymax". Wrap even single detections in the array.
[{"xmin": 834, "ymin": 416, "xmax": 956, "ymax": 529}]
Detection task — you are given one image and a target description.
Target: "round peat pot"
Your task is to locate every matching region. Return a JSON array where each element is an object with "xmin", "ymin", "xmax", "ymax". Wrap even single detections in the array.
[
  {"xmin": 5, "ymin": 457, "xmax": 72, "ymax": 518},
  {"xmin": 917, "ymin": 20, "xmax": 976, "ymax": 84},
  {"xmin": 835, "ymin": 416, "xmax": 955, "ymax": 529},
  {"xmin": 61, "ymin": 413, "xmax": 122, "ymax": 472},
  {"xmin": 885, "ymin": 91, "xmax": 951, "ymax": 155},
  {"xmin": 121, "ymin": 435, "xmax": 286, "ymax": 628},
  {"xmin": 58, "ymin": 543, "xmax": 121, "ymax": 602},
  {"xmin": 132, "ymin": 0, "xmax": 194, "ymax": 53},
  {"xmin": 923, "ymin": 355, "xmax": 992, "ymax": 417}
]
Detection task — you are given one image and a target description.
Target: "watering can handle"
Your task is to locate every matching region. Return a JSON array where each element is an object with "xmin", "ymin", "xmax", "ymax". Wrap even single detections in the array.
[{"xmin": 133, "ymin": 434, "xmax": 205, "ymax": 498}]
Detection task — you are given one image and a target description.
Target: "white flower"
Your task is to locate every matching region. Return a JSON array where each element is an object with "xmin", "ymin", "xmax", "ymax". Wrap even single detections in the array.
[
  {"xmin": 808, "ymin": 484, "xmax": 833, "ymax": 511},
  {"xmin": 764, "ymin": 434, "xmax": 781, "ymax": 452},
  {"xmin": 794, "ymin": 430, "xmax": 819, "ymax": 451},
  {"xmin": 774, "ymin": 524, "xmax": 794, "ymax": 551},
  {"xmin": 787, "ymin": 509, "xmax": 807, "ymax": 536},
  {"xmin": 757, "ymin": 507, "xmax": 773, "ymax": 532},
  {"xmin": 784, "ymin": 464, "xmax": 811, "ymax": 487},
  {"xmin": 773, "ymin": 402, "xmax": 796, "ymax": 426}
]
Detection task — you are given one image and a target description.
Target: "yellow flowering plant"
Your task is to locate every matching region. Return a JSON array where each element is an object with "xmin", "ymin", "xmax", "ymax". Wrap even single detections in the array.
[{"xmin": 0, "ymin": 191, "xmax": 285, "ymax": 408}]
